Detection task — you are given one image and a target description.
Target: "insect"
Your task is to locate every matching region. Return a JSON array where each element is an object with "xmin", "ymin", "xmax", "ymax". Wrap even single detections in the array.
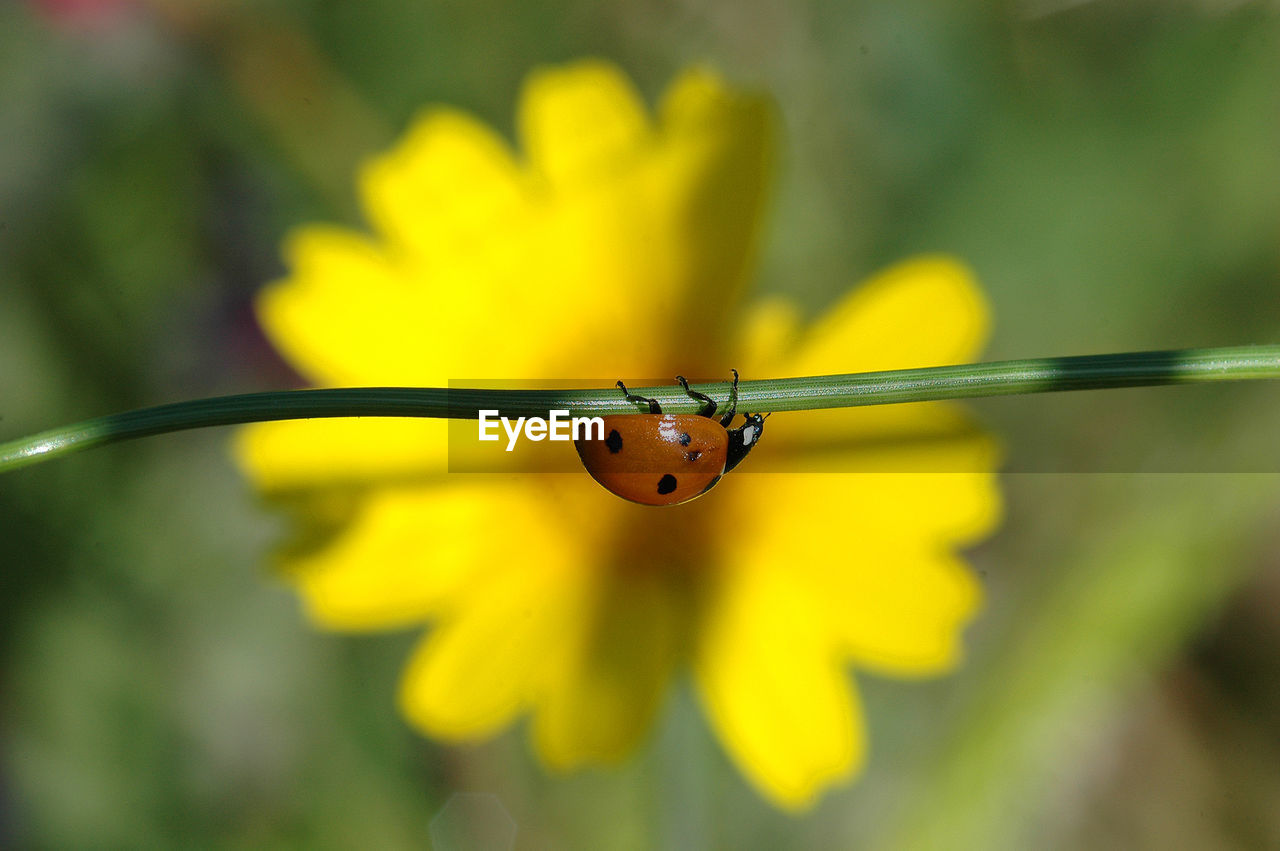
[{"xmin": 574, "ymin": 370, "xmax": 766, "ymax": 506}]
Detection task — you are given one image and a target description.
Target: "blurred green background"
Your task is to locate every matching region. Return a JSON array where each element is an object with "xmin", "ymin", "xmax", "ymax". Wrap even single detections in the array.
[{"xmin": 3, "ymin": 0, "xmax": 1279, "ymax": 848}]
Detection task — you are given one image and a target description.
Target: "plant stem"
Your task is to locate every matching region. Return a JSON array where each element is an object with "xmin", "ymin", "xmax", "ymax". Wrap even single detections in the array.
[{"xmin": 3, "ymin": 345, "xmax": 1278, "ymax": 473}]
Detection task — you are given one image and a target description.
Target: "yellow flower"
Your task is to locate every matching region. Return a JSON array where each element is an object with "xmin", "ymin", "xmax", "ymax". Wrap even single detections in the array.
[{"xmin": 234, "ymin": 59, "xmax": 1000, "ymax": 811}]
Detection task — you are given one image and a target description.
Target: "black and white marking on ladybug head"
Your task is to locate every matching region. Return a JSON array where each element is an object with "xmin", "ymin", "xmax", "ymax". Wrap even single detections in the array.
[{"xmin": 724, "ymin": 413, "xmax": 766, "ymax": 473}]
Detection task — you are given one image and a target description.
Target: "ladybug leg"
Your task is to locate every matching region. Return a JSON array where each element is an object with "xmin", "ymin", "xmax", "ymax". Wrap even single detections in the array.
[
  {"xmin": 676, "ymin": 375, "xmax": 718, "ymax": 418},
  {"xmin": 616, "ymin": 380, "xmax": 662, "ymax": 414},
  {"xmin": 718, "ymin": 368, "xmax": 740, "ymax": 427}
]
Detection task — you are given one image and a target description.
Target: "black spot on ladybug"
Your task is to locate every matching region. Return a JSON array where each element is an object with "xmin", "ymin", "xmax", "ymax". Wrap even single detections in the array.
[
  {"xmin": 657, "ymin": 474, "xmax": 677, "ymax": 495},
  {"xmin": 685, "ymin": 450, "xmax": 701, "ymax": 462},
  {"xmin": 679, "ymin": 432, "xmax": 692, "ymax": 446},
  {"xmin": 605, "ymin": 429, "xmax": 623, "ymax": 453}
]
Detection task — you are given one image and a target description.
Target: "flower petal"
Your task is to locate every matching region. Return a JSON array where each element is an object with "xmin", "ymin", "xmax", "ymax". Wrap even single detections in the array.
[
  {"xmin": 749, "ymin": 402, "xmax": 1001, "ymax": 476},
  {"xmin": 399, "ymin": 559, "xmax": 579, "ymax": 739},
  {"xmin": 278, "ymin": 480, "xmax": 578, "ymax": 630},
  {"xmin": 732, "ymin": 297, "xmax": 803, "ymax": 375},
  {"xmin": 651, "ymin": 67, "xmax": 775, "ymax": 353},
  {"xmin": 399, "ymin": 523, "xmax": 688, "ymax": 762},
  {"xmin": 517, "ymin": 62, "xmax": 774, "ymax": 376},
  {"xmin": 694, "ymin": 560, "xmax": 863, "ymax": 810},
  {"xmin": 730, "ymin": 467, "xmax": 999, "ymax": 545},
  {"xmin": 531, "ymin": 567, "xmax": 686, "ymax": 768},
  {"xmin": 782, "ymin": 255, "xmax": 991, "ymax": 376},
  {"xmin": 824, "ymin": 548, "xmax": 982, "ymax": 675},
  {"xmin": 717, "ymin": 468, "xmax": 995, "ymax": 675},
  {"xmin": 234, "ymin": 417, "xmax": 446, "ymax": 493},
  {"xmin": 258, "ymin": 220, "xmax": 560, "ymax": 384},
  {"xmin": 258, "ymin": 226, "xmax": 440, "ymax": 385},
  {"xmin": 256, "ymin": 61, "xmax": 776, "ymax": 388},
  {"xmin": 518, "ymin": 60, "xmax": 653, "ymax": 189},
  {"xmin": 361, "ymin": 108, "xmax": 525, "ymax": 259}
]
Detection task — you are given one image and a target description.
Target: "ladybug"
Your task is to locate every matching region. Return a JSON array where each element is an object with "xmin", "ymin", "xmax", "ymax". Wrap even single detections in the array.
[{"xmin": 574, "ymin": 370, "xmax": 766, "ymax": 506}]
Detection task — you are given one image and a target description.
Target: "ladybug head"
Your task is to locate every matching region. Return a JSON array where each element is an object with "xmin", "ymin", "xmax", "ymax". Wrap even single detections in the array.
[{"xmin": 724, "ymin": 413, "xmax": 766, "ymax": 473}]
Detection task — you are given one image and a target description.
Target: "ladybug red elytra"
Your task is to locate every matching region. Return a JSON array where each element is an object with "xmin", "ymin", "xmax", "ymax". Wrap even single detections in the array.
[{"xmin": 574, "ymin": 370, "xmax": 766, "ymax": 506}]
